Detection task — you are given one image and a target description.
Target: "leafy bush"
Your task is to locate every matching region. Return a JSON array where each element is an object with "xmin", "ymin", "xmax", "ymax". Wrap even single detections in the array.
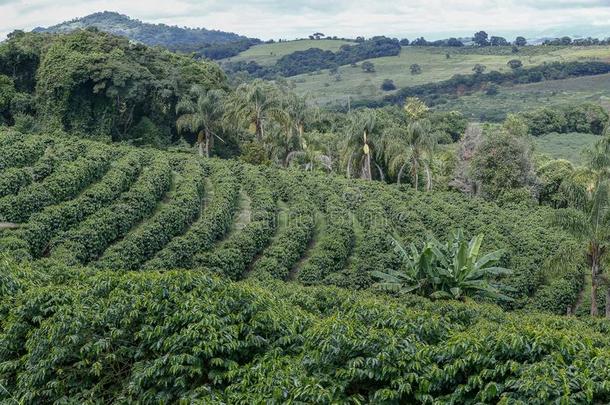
[
  {"xmin": 95, "ymin": 158, "xmax": 206, "ymax": 270},
  {"xmin": 1, "ymin": 150, "xmax": 148, "ymax": 257},
  {"xmin": 193, "ymin": 166, "xmax": 277, "ymax": 279},
  {"xmin": 373, "ymin": 229, "xmax": 512, "ymax": 301},
  {"xmin": 0, "ymin": 132, "xmax": 51, "ymax": 171},
  {"xmin": 2, "ymin": 258, "xmax": 610, "ymax": 403},
  {"xmin": 298, "ymin": 184, "xmax": 354, "ymax": 284},
  {"xmin": 250, "ymin": 171, "xmax": 316, "ymax": 280},
  {"xmin": 521, "ymin": 103, "xmax": 609, "ymax": 136}
]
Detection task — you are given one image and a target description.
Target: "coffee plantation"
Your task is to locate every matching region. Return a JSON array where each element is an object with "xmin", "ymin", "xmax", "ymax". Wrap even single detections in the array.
[{"xmin": 1, "ymin": 130, "xmax": 609, "ymax": 402}]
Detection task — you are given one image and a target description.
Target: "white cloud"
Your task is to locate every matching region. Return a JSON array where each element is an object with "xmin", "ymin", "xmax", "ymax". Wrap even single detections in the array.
[{"xmin": 1, "ymin": 0, "xmax": 610, "ymax": 40}]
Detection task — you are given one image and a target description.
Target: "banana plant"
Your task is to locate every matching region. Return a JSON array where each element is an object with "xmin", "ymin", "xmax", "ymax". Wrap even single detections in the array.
[{"xmin": 373, "ymin": 229, "xmax": 513, "ymax": 302}]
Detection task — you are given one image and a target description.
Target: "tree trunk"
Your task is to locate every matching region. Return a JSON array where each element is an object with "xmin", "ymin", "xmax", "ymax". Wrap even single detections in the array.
[
  {"xmin": 397, "ymin": 163, "xmax": 406, "ymax": 185},
  {"xmin": 197, "ymin": 130, "xmax": 205, "ymax": 157},
  {"xmin": 375, "ymin": 163, "xmax": 385, "ymax": 182},
  {"xmin": 204, "ymin": 130, "xmax": 211, "ymax": 158},
  {"xmin": 256, "ymin": 118, "xmax": 264, "ymax": 142},
  {"xmin": 411, "ymin": 155, "xmax": 419, "ymax": 191},
  {"xmin": 591, "ymin": 257, "xmax": 599, "ymax": 317},
  {"xmin": 363, "ymin": 149, "xmax": 372, "ymax": 181},
  {"xmin": 346, "ymin": 153, "xmax": 353, "ymax": 179},
  {"xmin": 606, "ymin": 288, "xmax": 610, "ymax": 318},
  {"xmin": 424, "ymin": 162, "xmax": 432, "ymax": 191}
]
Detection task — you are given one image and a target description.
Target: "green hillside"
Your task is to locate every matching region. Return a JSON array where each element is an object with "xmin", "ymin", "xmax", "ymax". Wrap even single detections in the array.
[
  {"xmin": 1, "ymin": 130, "xmax": 609, "ymax": 402},
  {"xmin": 3, "ymin": 26, "xmax": 610, "ymax": 403},
  {"xmin": 33, "ymin": 11, "xmax": 259, "ymax": 59},
  {"xmin": 0, "ymin": 131, "xmax": 576, "ymax": 303},
  {"xmin": 34, "ymin": 11, "xmax": 253, "ymax": 45},
  {"xmin": 223, "ymin": 41, "xmax": 610, "ymax": 105},
  {"xmin": 534, "ymin": 132, "xmax": 600, "ymax": 164},
  {"xmin": 223, "ymin": 38, "xmax": 353, "ymax": 65},
  {"xmin": 435, "ymin": 73, "xmax": 610, "ymax": 121}
]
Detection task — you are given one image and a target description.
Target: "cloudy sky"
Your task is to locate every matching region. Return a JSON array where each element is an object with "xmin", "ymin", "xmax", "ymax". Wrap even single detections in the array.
[{"xmin": 2, "ymin": 0, "xmax": 610, "ymax": 40}]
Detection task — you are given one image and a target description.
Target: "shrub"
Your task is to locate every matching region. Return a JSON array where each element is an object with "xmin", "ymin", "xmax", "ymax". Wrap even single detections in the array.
[{"xmin": 381, "ymin": 79, "xmax": 396, "ymax": 91}]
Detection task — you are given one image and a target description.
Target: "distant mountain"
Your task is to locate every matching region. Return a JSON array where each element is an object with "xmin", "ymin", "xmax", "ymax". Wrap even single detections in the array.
[{"xmin": 33, "ymin": 11, "xmax": 260, "ymax": 58}]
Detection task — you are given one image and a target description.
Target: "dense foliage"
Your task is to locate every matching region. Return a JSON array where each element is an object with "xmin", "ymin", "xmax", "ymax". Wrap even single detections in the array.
[
  {"xmin": 0, "ymin": 30, "xmax": 227, "ymax": 142},
  {"xmin": 1, "ymin": 258, "xmax": 610, "ymax": 403},
  {"xmin": 1, "ymin": 25, "xmax": 609, "ymax": 402}
]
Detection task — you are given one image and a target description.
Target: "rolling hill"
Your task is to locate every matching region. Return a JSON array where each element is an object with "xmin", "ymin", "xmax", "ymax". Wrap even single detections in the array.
[
  {"xmin": 0, "ymin": 130, "xmax": 581, "ymax": 311},
  {"xmin": 223, "ymin": 40, "xmax": 610, "ymax": 106},
  {"xmin": 33, "ymin": 11, "xmax": 259, "ymax": 57}
]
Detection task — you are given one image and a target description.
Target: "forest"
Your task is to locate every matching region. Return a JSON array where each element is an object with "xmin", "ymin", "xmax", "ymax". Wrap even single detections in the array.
[{"xmin": 2, "ymin": 19, "xmax": 610, "ymax": 403}]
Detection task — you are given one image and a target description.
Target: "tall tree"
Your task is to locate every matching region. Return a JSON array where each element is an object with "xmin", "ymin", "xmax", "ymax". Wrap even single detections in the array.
[
  {"xmin": 557, "ymin": 131, "xmax": 610, "ymax": 316},
  {"xmin": 176, "ymin": 85, "xmax": 225, "ymax": 157},
  {"xmin": 226, "ymin": 79, "xmax": 282, "ymax": 142},
  {"xmin": 473, "ymin": 31, "xmax": 489, "ymax": 46},
  {"xmin": 344, "ymin": 111, "xmax": 377, "ymax": 181},
  {"xmin": 383, "ymin": 120, "xmax": 438, "ymax": 190}
]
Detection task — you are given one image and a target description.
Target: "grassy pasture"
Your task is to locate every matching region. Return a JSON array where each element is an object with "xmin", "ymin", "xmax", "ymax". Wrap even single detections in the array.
[
  {"xmin": 222, "ymin": 39, "xmax": 353, "ymax": 66},
  {"xmin": 279, "ymin": 45, "xmax": 610, "ymax": 105},
  {"xmin": 435, "ymin": 73, "xmax": 610, "ymax": 121},
  {"xmin": 534, "ymin": 132, "xmax": 599, "ymax": 165}
]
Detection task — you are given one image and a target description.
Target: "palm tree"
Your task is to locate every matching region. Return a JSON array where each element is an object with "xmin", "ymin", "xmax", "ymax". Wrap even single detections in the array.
[
  {"xmin": 556, "ymin": 132, "xmax": 610, "ymax": 316},
  {"xmin": 226, "ymin": 79, "xmax": 282, "ymax": 143},
  {"xmin": 383, "ymin": 120, "xmax": 438, "ymax": 190},
  {"xmin": 344, "ymin": 111, "xmax": 377, "ymax": 180},
  {"xmin": 175, "ymin": 85, "xmax": 225, "ymax": 157},
  {"xmin": 373, "ymin": 229, "xmax": 512, "ymax": 302},
  {"xmin": 285, "ymin": 135, "xmax": 333, "ymax": 172},
  {"xmin": 272, "ymin": 93, "xmax": 311, "ymax": 166}
]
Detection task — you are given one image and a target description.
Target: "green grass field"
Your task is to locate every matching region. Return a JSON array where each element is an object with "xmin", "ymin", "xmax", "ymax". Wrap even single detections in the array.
[
  {"xmin": 222, "ymin": 39, "xmax": 353, "ymax": 66},
  {"xmin": 225, "ymin": 40, "xmax": 610, "ymax": 104},
  {"xmin": 223, "ymin": 41, "xmax": 610, "ymax": 107},
  {"xmin": 533, "ymin": 132, "xmax": 600, "ymax": 164},
  {"xmin": 435, "ymin": 73, "xmax": 610, "ymax": 121},
  {"xmin": 279, "ymin": 45, "xmax": 610, "ymax": 105}
]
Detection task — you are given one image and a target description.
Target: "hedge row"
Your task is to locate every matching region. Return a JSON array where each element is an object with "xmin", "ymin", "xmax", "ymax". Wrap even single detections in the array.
[
  {"xmin": 0, "ymin": 133, "xmax": 51, "ymax": 171},
  {"xmin": 95, "ymin": 158, "xmax": 207, "ymax": 270},
  {"xmin": 0, "ymin": 138, "xmax": 92, "ymax": 198},
  {"xmin": 0, "ymin": 146, "xmax": 116, "ymax": 222},
  {"xmin": 297, "ymin": 182, "xmax": 354, "ymax": 285},
  {"xmin": 48, "ymin": 155, "xmax": 172, "ymax": 264},
  {"xmin": 331, "ymin": 186, "xmax": 401, "ymax": 290},
  {"xmin": 143, "ymin": 160, "xmax": 241, "ymax": 270},
  {"xmin": 6, "ymin": 150, "xmax": 149, "ymax": 258},
  {"xmin": 3, "ymin": 259, "xmax": 610, "ymax": 404},
  {"xmin": 250, "ymin": 171, "xmax": 316, "ymax": 281},
  {"xmin": 193, "ymin": 165, "xmax": 277, "ymax": 280}
]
